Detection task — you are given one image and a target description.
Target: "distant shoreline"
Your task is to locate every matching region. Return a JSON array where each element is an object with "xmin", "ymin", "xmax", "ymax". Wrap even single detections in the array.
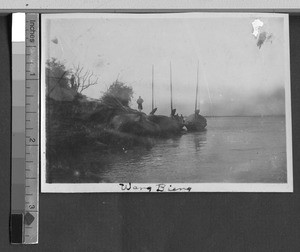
[{"xmin": 203, "ymin": 115, "xmax": 285, "ymax": 118}]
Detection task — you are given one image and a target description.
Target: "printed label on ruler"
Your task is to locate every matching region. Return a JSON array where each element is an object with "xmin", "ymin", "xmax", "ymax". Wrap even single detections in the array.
[{"xmin": 24, "ymin": 13, "xmax": 39, "ymax": 244}]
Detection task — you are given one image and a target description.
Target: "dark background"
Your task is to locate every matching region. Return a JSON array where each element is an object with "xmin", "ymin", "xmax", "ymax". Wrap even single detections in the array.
[{"xmin": 1, "ymin": 13, "xmax": 299, "ymax": 251}]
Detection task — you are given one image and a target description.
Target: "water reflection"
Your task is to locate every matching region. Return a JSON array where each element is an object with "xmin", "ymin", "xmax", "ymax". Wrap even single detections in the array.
[
  {"xmin": 50, "ymin": 131, "xmax": 209, "ymax": 183},
  {"xmin": 48, "ymin": 117, "xmax": 287, "ymax": 183},
  {"xmin": 192, "ymin": 131, "xmax": 207, "ymax": 152}
]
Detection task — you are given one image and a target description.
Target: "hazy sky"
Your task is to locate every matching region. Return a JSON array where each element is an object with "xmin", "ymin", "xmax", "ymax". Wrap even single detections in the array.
[{"xmin": 43, "ymin": 13, "xmax": 289, "ymax": 116}]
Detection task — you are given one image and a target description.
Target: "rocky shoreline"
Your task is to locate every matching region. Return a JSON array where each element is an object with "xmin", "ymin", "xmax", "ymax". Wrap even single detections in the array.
[{"xmin": 47, "ymin": 96, "xmax": 185, "ymax": 157}]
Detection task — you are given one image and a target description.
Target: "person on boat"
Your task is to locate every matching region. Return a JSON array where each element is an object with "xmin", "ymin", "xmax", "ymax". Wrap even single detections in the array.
[
  {"xmin": 180, "ymin": 114, "xmax": 185, "ymax": 123},
  {"xmin": 194, "ymin": 109, "xmax": 200, "ymax": 119},
  {"xmin": 171, "ymin": 108, "xmax": 176, "ymax": 117},
  {"xmin": 137, "ymin": 96, "xmax": 144, "ymax": 112}
]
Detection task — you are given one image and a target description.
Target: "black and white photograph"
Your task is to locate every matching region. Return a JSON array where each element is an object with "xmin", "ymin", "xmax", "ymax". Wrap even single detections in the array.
[{"xmin": 41, "ymin": 13, "xmax": 292, "ymax": 192}]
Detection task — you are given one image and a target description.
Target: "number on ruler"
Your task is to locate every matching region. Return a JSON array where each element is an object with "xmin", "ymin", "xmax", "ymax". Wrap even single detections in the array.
[{"xmin": 29, "ymin": 205, "xmax": 35, "ymax": 210}]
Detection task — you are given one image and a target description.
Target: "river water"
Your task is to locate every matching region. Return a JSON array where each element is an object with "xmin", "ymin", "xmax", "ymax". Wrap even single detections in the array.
[
  {"xmin": 50, "ymin": 116, "xmax": 287, "ymax": 183},
  {"xmin": 95, "ymin": 116, "xmax": 287, "ymax": 183}
]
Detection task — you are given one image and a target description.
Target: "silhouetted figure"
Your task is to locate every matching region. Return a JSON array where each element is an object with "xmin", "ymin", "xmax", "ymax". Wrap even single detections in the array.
[
  {"xmin": 180, "ymin": 114, "xmax": 185, "ymax": 124},
  {"xmin": 171, "ymin": 108, "xmax": 176, "ymax": 117},
  {"xmin": 137, "ymin": 96, "xmax": 144, "ymax": 112},
  {"xmin": 70, "ymin": 74, "xmax": 76, "ymax": 90}
]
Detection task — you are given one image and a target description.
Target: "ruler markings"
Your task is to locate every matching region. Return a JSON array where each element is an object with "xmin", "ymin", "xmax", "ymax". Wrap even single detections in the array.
[
  {"xmin": 11, "ymin": 13, "xmax": 26, "ymax": 245},
  {"xmin": 11, "ymin": 12, "xmax": 39, "ymax": 245},
  {"xmin": 24, "ymin": 13, "xmax": 39, "ymax": 244}
]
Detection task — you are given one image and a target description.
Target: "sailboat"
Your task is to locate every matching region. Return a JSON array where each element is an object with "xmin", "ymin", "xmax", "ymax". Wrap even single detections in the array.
[
  {"xmin": 185, "ymin": 61, "xmax": 207, "ymax": 131},
  {"xmin": 147, "ymin": 62, "xmax": 183, "ymax": 136},
  {"xmin": 169, "ymin": 62, "xmax": 184, "ymax": 128},
  {"xmin": 149, "ymin": 65, "xmax": 157, "ymax": 115},
  {"xmin": 170, "ymin": 62, "xmax": 177, "ymax": 117}
]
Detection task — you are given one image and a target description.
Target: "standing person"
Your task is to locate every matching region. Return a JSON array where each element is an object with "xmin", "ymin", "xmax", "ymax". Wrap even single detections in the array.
[
  {"xmin": 137, "ymin": 96, "xmax": 144, "ymax": 112},
  {"xmin": 70, "ymin": 74, "xmax": 76, "ymax": 90}
]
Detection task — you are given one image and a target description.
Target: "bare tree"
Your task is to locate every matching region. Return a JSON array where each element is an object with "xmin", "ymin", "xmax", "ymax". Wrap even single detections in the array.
[{"xmin": 71, "ymin": 64, "xmax": 99, "ymax": 93}]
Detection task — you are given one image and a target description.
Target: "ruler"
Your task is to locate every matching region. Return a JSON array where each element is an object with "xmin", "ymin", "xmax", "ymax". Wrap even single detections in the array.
[{"xmin": 11, "ymin": 13, "xmax": 39, "ymax": 244}]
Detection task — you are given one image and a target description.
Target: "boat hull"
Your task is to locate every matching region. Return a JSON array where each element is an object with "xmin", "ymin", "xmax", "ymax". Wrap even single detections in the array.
[
  {"xmin": 147, "ymin": 114, "xmax": 183, "ymax": 136},
  {"xmin": 184, "ymin": 114, "xmax": 207, "ymax": 132}
]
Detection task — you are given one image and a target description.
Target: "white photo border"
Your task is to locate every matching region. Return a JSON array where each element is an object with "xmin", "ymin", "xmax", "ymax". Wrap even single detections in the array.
[{"xmin": 40, "ymin": 12, "xmax": 293, "ymax": 193}]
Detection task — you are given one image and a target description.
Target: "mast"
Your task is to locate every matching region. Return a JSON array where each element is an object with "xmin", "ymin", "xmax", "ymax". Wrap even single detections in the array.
[
  {"xmin": 195, "ymin": 60, "xmax": 199, "ymax": 114},
  {"xmin": 170, "ymin": 61, "xmax": 173, "ymax": 113},
  {"xmin": 152, "ymin": 64, "xmax": 154, "ymax": 111}
]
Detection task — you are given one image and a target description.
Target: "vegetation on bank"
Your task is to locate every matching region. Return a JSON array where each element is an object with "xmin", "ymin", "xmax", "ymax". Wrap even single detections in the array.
[{"xmin": 46, "ymin": 58, "xmax": 184, "ymax": 173}]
